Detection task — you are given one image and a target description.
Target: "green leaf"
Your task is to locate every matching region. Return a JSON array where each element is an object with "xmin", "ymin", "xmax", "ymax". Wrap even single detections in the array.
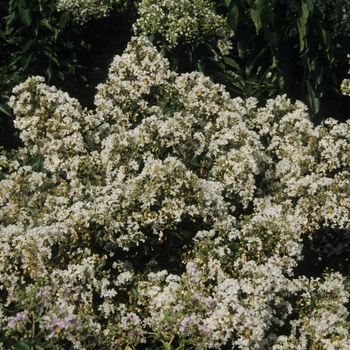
[
  {"xmin": 20, "ymin": 52, "xmax": 34, "ymax": 70},
  {"xmin": 5, "ymin": 11, "xmax": 16, "ymax": 28},
  {"xmin": 250, "ymin": 0, "xmax": 265, "ymax": 33},
  {"xmin": 296, "ymin": 1, "xmax": 310, "ymax": 52},
  {"xmin": 304, "ymin": 0, "xmax": 314, "ymax": 13},
  {"xmin": 43, "ymin": 50, "xmax": 59, "ymax": 66},
  {"xmin": 344, "ymin": 274, "xmax": 350, "ymax": 287},
  {"xmin": 0, "ymin": 103, "xmax": 12, "ymax": 117},
  {"xmin": 96, "ymin": 258, "xmax": 106, "ymax": 271},
  {"xmin": 18, "ymin": 0, "xmax": 28, "ymax": 8},
  {"xmin": 143, "ymin": 245, "xmax": 150, "ymax": 255},
  {"xmin": 14, "ymin": 341, "xmax": 31, "ymax": 350},
  {"xmin": 45, "ymin": 62, "xmax": 52, "ymax": 80},
  {"xmin": 18, "ymin": 7, "xmax": 32, "ymax": 26},
  {"xmin": 264, "ymin": 28, "xmax": 278, "ymax": 47},
  {"xmin": 59, "ymin": 11, "xmax": 70, "ymax": 27},
  {"xmin": 227, "ymin": 6, "xmax": 239, "ymax": 32},
  {"xmin": 306, "ymin": 80, "xmax": 320, "ymax": 116},
  {"xmin": 223, "ymin": 56, "xmax": 240, "ymax": 70},
  {"xmin": 163, "ymin": 311, "xmax": 176, "ymax": 324},
  {"xmin": 20, "ymin": 38, "xmax": 35, "ymax": 52},
  {"xmin": 41, "ymin": 18, "xmax": 53, "ymax": 31}
]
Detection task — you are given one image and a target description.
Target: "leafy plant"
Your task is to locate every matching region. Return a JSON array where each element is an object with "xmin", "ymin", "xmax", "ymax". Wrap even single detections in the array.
[
  {"xmin": 0, "ymin": 0, "xmax": 91, "ymax": 148},
  {"xmin": 216, "ymin": 0, "xmax": 350, "ymax": 118}
]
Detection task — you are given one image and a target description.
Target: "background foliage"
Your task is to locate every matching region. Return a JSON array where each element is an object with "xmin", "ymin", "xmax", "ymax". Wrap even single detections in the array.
[
  {"xmin": 215, "ymin": 0, "xmax": 350, "ymax": 119},
  {"xmin": 0, "ymin": 0, "xmax": 133, "ymax": 149}
]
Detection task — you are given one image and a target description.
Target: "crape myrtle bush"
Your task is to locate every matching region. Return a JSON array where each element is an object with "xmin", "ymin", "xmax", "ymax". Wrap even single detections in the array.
[{"xmin": 1, "ymin": 36, "xmax": 350, "ymax": 349}]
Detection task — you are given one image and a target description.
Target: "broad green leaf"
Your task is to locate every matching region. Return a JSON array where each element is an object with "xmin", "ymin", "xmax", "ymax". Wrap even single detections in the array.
[
  {"xmin": 344, "ymin": 274, "xmax": 350, "ymax": 287},
  {"xmin": 264, "ymin": 28, "xmax": 278, "ymax": 47},
  {"xmin": 14, "ymin": 341, "xmax": 31, "ymax": 350},
  {"xmin": 18, "ymin": 7, "xmax": 32, "ymax": 26},
  {"xmin": 304, "ymin": 0, "xmax": 314, "ymax": 13},
  {"xmin": 306, "ymin": 80, "xmax": 320, "ymax": 116},
  {"xmin": 5, "ymin": 12, "xmax": 16, "ymax": 28},
  {"xmin": 297, "ymin": 1, "xmax": 309, "ymax": 52},
  {"xmin": 224, "ymin": 56, "xmax": 240, "ymax": 69},
  {"xmin": 20, "ymin": 52, "xmax": 34, "ymax": 70},
  {"xmin": 227, "ymin": 3, "xmax": 240, "ymax": 31},
  {"xmin": 0, "ymin": 103, "xmax": 12, "ymax": 117},
  {"xmin": 263, "ymin": 1, "xmax": 276, "ymax": 24},
  {"xmin": 59, "ymin": 11, "xmax": 70, "ymax": 27},
  {"xmin": 250, "ymin": 0, "xmax": 265, "ymax": 33}
]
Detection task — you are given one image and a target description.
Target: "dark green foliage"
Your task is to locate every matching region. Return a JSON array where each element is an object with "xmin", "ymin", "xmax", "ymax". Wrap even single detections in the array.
[
  {"xmin": 0, "ymin": 0, "xmax": 86, "ymax": 148},
  {"xmin": 0, "ymin": 0, "xmax": 133, "ymax": 149},
  {"xmin": 219, "ymin": 0, "xmax": 350, "ymax": 119}
]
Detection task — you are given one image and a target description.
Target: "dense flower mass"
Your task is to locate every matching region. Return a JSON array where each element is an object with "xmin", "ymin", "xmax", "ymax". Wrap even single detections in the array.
[
  {"xmin": 133, "ymin": 0, "xmax": 233, "ymax": 53},
  {"xmin": 56, "ymin": 0, "xmax": 119, "ymax": 21},
  {"xmin": 1, "ymin": 36, "xmax": 350, "ymax": 349}
]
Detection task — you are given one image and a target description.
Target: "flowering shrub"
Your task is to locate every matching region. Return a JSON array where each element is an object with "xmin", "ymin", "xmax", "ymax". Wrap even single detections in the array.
[
  {"xmin": 133, "ymin": 0, "xmax": 233, "ymax": 54},
  {"xmin": 56, "ymin": 0, "xmax": 119, "ymax": 22},
  {"xmin": 1, "ymin": 36, "xmax": 350, "ymax": 349}
]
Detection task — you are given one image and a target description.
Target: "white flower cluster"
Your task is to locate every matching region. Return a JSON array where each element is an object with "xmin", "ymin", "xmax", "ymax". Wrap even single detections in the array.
[
  {"xmin": 56, "ymin": 0, "xmax": 119, "ymax": 22},
  {"xmin": 341, "ymin": 70, "xmax": 350, "ymax": 96},
  {"xmin": 1, "ymin": 36, "xmax": 350, "ymax": 348},
  {"xmin": 133, "ymin": 0, "xmax": 234, "ymax": 54}
]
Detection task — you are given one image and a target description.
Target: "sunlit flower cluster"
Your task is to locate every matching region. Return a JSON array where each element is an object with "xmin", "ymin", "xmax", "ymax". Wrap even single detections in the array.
[
  {"xmin": 341, "ymin": 68, "xmax": 350, "ymax": 96},
  {"xmin": 1, "ymin": 36, "xmax": 350, "ymax": 348},
  {"xmin": 56, "ymin": 0, "xmax": 119, "ymax": 22},
  {"xmin": 133, "ymin": 0, "xmax": 234, "ymax": 54}
]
